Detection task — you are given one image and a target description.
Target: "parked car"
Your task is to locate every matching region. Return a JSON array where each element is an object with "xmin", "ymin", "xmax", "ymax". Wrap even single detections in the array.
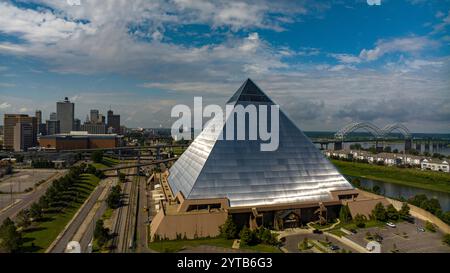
[
  {"xmin": 386, "ymin": 222, "xmax": 396, "ymax": 228},
  {"xmin": 349, "ymin": 229, "xmax": 357, "ymax": 234},
  {"xmin": 405, "ymin": 216, "xmax": 415, "ymax": 224},
  {"xmin": 417, "ymin": 227, "xmax": 425, "ymax": 232},
  {"xmin": 329, "ymin": 245, "xmax": 340, "ymax": 251}
]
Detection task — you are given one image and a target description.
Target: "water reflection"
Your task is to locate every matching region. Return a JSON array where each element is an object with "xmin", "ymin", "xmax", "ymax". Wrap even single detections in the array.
[{"xmin": 355, "ymin": 178, "xmax": 450, "ymax": 212}]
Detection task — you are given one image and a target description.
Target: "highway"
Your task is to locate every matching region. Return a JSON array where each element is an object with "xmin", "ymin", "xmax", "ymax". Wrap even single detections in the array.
[
  {"xmin": 0, "ymin": 170, "xmax": 67, "ymax": 223},
  {"xmin": 49, "ymin": 183, "xmax": 106, "ymax": 253}
]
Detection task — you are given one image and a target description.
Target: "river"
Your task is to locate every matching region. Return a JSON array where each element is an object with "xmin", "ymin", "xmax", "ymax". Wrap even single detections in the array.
[{"xmin": 351, "ymin": 177, "xmax": 450, "ymax": 212}]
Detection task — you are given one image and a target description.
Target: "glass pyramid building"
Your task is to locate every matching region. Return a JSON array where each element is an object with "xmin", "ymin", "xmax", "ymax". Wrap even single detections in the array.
[{"xmin": 168, "ymin": 79, "xmax": 353, "ymax": 208}]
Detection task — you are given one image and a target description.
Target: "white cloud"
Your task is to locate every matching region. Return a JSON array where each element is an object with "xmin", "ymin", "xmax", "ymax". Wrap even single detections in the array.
[
  {"xmin": 0, "ymin": 102, "xmax": 12, "ymax": 109},
  {"xmin": 359, "ymin": 36, "xmax": 438, "ymax": 61},
  {"xmin": 329, "ymin": 53, "xmax": 361, "ymax": 64}
]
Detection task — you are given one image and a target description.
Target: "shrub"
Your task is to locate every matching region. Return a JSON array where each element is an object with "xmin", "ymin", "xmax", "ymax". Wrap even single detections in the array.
[
  {"xmin": 371, "ymin": 202, "xmax": 387, "ymax": 222},
  {"xmin": 339, "ymin": 205, "xmax": 351, "ymax": 224},
  {"xmin": 386, "ymin": 204, "xmax": 399, "ymax": 221},
  {"xmin": 443, "ymin": 234, "xmax": 450, "ymax": 247},
  {"xmin": 219, "ymin": 216, "xmax": 238, "ymax": 239},
  {"xmin": 239, "ymin": 226, "xmax": 255, "ymax": 246},
  {"xmin": 425, "ymin": 221, "xmax": 436, "ymax": 233},
  {"xmin": 354, "ymin": 214, "xmax": 367, "ymax": 228},
  {"xmin": 91, "ymin": 150, "xmax": 104, "ymax": 163}
]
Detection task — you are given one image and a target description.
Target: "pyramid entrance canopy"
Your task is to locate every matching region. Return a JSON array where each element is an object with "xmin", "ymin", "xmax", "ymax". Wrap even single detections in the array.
[{"xmin": 168, "ymin": 79, "xmax": 353, "ymax": 208}]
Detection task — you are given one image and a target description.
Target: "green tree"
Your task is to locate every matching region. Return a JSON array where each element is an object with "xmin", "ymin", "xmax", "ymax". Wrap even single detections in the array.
[
  {"xmin": 399, "ymin": 203, "xmax": 411, "ymax": 220},
  {"xmin": 16, "ymin": 209, "xmax": 31, "ymax": 229},
  {"xmin": 239, "ymin": 226, "xmax": 254, "ymax": 246},
  {"xmin": 0, "ymin": 218, "xmax": 22, "ymax": 253},
  {"xmin": 38, "ymin": 196, "xmax": 50, "ymax": 210},
  {"xmin": 91, "ymin": 150, "xmax": 104, "ymax": 163},
  {"xmin": 219, "ymin": 216, "xmax": 238, "ymax": 239},
  {"xmin": 94, "ymin": 219, "xmax": 110, "ymax": 248},
  {"xmin": 371, "ymin": 202, "xmax": 387, "ymax": 222},
  {"xmin": 339, "ymin": 205, "xmax": 351, "ymax": 224},
  {"xmin": 118, "ymin": 172, "xmax": 126, "ymax": 183},
  {"xmin": 354, "ymin": 214, "xmax": 367, "ymax": 228},
  {"xmin": 106, "ymin": 185, "xmax": 122, "ymax": 209},
  {"xmin": 386, "ymin": 204, "xmax": 399, "ymax": 221},
  {"xmin": 29, "ymin": 203, "xmax": 42, "ymax": 221}
]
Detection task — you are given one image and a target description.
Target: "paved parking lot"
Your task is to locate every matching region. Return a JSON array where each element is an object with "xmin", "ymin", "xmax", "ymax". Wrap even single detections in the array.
[
  {"xmin": 346, "ymin": 219, "xmax": 450, "ymax": 253},
  {"xmin": 283, "ymin": 233, "xmax": 358, "ymax": 253},
  {"xmin": 0, "ymin": 169, "xmax": 58, "ymax": 194}
]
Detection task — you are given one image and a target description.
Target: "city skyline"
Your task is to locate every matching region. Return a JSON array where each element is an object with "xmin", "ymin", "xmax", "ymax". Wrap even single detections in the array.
[{"xmin": 0, "ymin": 0, "xmax": 449, "ymax": 133}]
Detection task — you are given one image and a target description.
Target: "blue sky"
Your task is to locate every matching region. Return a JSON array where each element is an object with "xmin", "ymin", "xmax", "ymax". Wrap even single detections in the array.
[{"xmin": 0, "ymin": 0, "xmax": 449, "ymax": 133}]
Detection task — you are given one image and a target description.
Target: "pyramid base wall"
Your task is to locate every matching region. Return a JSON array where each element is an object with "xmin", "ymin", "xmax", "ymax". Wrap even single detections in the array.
[{"xmin": 150, "ymin": 209, "xmax": 228, "ymax": 241}]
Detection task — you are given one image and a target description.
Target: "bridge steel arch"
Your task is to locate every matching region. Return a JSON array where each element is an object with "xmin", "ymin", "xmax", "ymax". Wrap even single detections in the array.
[
  {"xmin": 381, "ymin": 123, "xmax": 413, "ymax": 151},
  {"xmin": 381, "ymin": 123, "xmax": 412, "ymax": 139},
  {"xmin": 334, "ymin": 122, "xmax": 383, "ymax": 140}
]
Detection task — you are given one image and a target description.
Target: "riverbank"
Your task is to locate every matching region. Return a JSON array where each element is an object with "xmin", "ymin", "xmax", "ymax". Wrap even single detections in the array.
[{"xmin": 331, "ymin": 160, "xmax": 450, "ymax": 193}]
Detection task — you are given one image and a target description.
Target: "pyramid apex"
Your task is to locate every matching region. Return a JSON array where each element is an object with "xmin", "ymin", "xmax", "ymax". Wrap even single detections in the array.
[{"xmin": 227, "ymin": 78, "xmax": 273, "ymax": 104}]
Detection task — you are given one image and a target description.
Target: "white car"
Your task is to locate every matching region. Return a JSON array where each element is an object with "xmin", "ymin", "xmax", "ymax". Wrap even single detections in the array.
[{"xmin": 386, "ymin": 222, "xmax": 396, "ymax": 228}]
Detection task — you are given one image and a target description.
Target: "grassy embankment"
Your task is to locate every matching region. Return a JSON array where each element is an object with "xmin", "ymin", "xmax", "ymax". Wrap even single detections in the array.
[
  {"xmin": 148, "ymin": 237, "xmax": 281, "ymax": 253},
  {"xmin": 21, "ymin": 174, "xmax": 100, "ymax": 252},
  {"xmin": 331, "ymin": 160, "xmax": 450, "ymax": 193},
  {"xmin": 91, "ymin": 157, "xmax": 120, "ymax": 169}
]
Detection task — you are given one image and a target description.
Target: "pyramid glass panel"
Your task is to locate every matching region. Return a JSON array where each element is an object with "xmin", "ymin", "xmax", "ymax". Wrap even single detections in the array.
[{"xmin": 168, "ymin": 79, "xmax": 353, "ymax": 208}]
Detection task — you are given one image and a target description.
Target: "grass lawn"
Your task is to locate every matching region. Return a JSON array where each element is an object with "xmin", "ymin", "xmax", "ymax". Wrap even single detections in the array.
[
  {"xmin": 173, "ymin": 147, "xmax": 186, "ymax": 156},
  {"xmin": 102, "ymin": 157, "xmax": 120, "ymax": 167},
  {"xmin": 331, "ymin": 160, "xmax": 450, "ymax": 193},
  {"xmin": 148, "ymin": 237, "xmax": 233, "ymax": 253},
  {"xmin": 240, "ymin": 243, "xmax": 282, "ymax": 253},
  {"xmin": 21, "ymin": 174, "xmax": 100, "ymax": 253},
  {"xmin": 102, "ymin": 207, "xmax": 113, "ymax": 220},
  {"xmin": 91, "ymin": 162, "xmax": 108, "ymax": 169}
]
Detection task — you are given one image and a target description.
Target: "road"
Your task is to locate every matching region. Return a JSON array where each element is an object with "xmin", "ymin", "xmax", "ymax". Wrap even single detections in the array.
[
  {"xmin": 49, "ymin": 183, "xmax": 106, "ymax": 253},
  {"xmin": 0, "ymin": 170, "xmax": 67, "ymax": 223}
]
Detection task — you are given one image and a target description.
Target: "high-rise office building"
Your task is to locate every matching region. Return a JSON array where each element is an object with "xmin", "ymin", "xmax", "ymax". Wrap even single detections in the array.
[
  {"xmin": 14, "ymin": 122, "xmax": 33, "ymax": 151},
  {"xmin": 35, "ymin": 110, "xmax": 42, "ymax": 126},
  {"xmin": 46, "ymin": 120, "xmax": 60, "ymax": 135},
  {"xmin": 3, "ymin": 114, "xmax": 37, "ymax": 150},
  {"xmin": 99, "ymin": 114, "xmax": 105, "ymax": 124},
  {"xmin": 90, "ymin": 110, "xmax": 99, "ymax": 124},
  {"xmin": 35, "ymin": 110, "xmax": 47, "ymax": 135},
  {"xmin": 80, "ymin": 123, "xmax": 107, "ymax": 134},
  {"xmin": 107, "ymin": 109, "xmax": 121, "ymax": 134},
  {"xmin": 74, "ymin": 118, "xmax": 81, "ymax": 131},
  {"xmin": 57, "ymin": 97, "xmax": 74, "ymax": 133},
  {"xmin": 50, "ymin": 112, "xmax": 57, "ymax": 121}
]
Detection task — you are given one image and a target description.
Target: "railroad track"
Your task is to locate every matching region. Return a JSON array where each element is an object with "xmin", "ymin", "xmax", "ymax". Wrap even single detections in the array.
[{"xmin": 111, "ymin": 164, "xmax": 139, "ymax": 253}]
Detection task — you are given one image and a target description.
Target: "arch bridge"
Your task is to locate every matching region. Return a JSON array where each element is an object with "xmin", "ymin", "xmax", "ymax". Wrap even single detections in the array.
[{"xmin": 332, "ymin": 122, "xmax": 412, "ymax": 151}]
